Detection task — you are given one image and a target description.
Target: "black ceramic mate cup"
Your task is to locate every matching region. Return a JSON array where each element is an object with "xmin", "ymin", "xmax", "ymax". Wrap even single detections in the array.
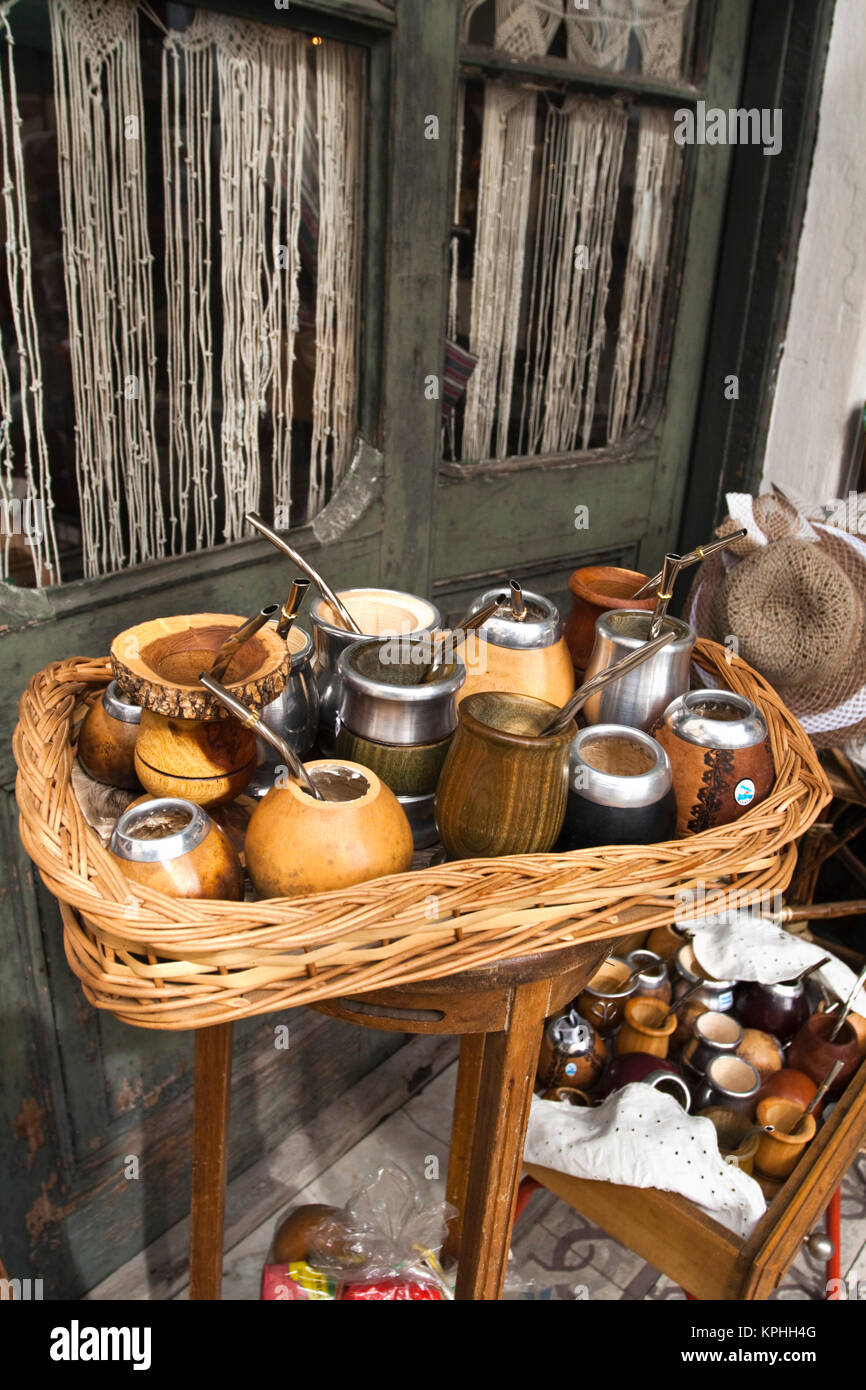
[{"xmin": 556, "ymin": 724, "xmax": 677, "ymax": 850}]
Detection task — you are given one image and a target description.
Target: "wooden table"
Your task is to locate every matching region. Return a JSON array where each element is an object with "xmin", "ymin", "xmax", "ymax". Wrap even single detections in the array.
[{"xmin": 189, "ymin": 936, "xmax": 612, "ymax": 1300}]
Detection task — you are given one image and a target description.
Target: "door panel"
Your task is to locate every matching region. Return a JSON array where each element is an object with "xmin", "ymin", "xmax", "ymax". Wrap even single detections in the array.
[{"xmin": 433, "ymin": 0, "xmax": 752, "ymax": 590}]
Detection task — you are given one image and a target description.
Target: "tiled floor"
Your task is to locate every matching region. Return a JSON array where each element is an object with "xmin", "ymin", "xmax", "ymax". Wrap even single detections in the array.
[{"xmin": 180, "ymin": 1061, "xmax": 866, "ymax": 1301}]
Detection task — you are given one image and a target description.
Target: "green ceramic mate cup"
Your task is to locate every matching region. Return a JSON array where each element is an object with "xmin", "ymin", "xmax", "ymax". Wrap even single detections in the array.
[{"xmin": 435, "ymin": 691, "xmax": 575, "ymax": 859}]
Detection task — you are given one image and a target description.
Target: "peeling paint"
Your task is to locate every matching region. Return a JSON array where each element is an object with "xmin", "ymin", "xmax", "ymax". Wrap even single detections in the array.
[
  {"xmin": 26, "ymin": 1173, "xmax": 73, "ymax": 1254},
  {"xmin": 13, "ymin": 1096, "xmax": 45, "ymax": 1168}
]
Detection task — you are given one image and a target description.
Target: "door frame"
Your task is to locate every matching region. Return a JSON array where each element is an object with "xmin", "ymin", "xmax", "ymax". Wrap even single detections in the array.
[{"xmin": 678, "ymin": 0, "xmax": 837, "ymax": 545}]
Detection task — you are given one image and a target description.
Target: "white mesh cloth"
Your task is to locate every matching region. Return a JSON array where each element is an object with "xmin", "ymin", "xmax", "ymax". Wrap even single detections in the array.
[
  {"xmin": 690, "ymin": 914, "xmax": 866, "ymax": 1017},
  {"xmin": 525, "ymin": 1085, "xmax": 766, "ymax": 1238}
]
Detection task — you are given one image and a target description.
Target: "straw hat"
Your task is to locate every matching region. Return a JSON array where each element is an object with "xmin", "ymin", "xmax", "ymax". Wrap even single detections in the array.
[{"xmin": 687, "ymin": 491, "xmax": 866, "ymax": 749}]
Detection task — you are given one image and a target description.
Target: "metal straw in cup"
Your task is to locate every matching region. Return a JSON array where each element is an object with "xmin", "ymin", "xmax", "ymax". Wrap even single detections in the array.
[
  {"xmin": 246, "ymin": 512, "xmax": 362, "ymax": 635},
  {"xmin": 277, "ymin": 577, "xmax": 311, "ymax": 641},
  {"xmin": 540, "ymin": 628, "xmax": 677, "ymax": 737},
  {"xmin": 420, "ymin": 595, "xmax": 506, "ymax": 684},
  {"xmin": 648, "ymin": 554, "xmax": 682, "ymax": 640},
  {"xmin": 199, "ymin": 672, "xmax": 325, "ymax": 801},
  {"xmin": 829, "ymin": 963, "xmax": 866, "ymax": 1042},
  {"xmin": 632, "ymin": 529, "xmax": 749, "ymax": 599},
  {"xmin": 509, "ymin": 579, "xmax": 526, "ymax": 620},
  {"xmin": 792, "ymin": 1061, "xmax": 844, "ymax": 1135},
  {"xmin": 209, "ymin": 605, "xmax": 280, "ymax": 682}
]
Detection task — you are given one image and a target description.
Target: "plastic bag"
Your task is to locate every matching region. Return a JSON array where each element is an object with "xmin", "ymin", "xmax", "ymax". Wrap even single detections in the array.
[
  {"xmin": 314, "ymin": 1163, "xmax": 454, "ymax": 1299},
  {"xmin": 261, "ymin": 1163, "xmax": 455, "ymax": 1301}
]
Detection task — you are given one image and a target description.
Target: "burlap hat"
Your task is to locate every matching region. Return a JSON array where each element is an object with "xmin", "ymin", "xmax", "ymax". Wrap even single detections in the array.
[{"xmin": 686, "ymin": 491, "xmax": 866, "ymax": 749}]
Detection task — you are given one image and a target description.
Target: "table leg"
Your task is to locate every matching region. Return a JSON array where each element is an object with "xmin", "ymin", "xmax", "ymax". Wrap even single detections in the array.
[
  {"xmin": 455, "ymin": 979, "xmax": 550, "ymax": 1301},
  {"xmin": 443, "ymin": 1033, "xmax": 485, "ymax": 1265},
  {"xmin": 189, "ymin": 1022, "xmax": 234, "ymax": 1300}
]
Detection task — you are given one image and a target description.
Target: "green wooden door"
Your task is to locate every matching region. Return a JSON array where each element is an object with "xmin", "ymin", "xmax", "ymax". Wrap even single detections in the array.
[{"xmin": 1, "ymin": 0, "xmax": 752, "ymax": 1296}]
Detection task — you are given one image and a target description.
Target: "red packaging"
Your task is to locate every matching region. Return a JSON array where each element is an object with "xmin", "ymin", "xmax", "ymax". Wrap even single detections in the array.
[
  {"xmin": 341, "ymin": 1279, "xmax": 444, "ymax": 1301},
  {"xmin": 261, "ymin": 1262, "xmax": 339, "ymax": 1301}
]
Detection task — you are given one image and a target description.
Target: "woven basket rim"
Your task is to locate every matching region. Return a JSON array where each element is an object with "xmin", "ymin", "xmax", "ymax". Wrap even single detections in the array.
[{"xmin": 13, "ymin": 640, "xmax": 831, "ymax": 1028}]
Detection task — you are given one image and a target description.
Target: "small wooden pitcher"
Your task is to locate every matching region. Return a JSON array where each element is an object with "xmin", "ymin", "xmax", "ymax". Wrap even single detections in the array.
[
  {"xmin": 434, "ymin": 691, "xmax": 575, "ymax": 859},
  {"xmin": 615, "ymin": 996, "xmax": 677, "ymax": 1058},
  {"xmin": 754, "ymin": 1097, "xmax": 816, "ymax": 1180}
]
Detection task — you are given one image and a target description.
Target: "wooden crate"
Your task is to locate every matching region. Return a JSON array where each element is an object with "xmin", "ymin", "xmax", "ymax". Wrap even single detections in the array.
[{"xmin": 526, "ymin": 1052, "xmax": 866, "ymax": 1300}]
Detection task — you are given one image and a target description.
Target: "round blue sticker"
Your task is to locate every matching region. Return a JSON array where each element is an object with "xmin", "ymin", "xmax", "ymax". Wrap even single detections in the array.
[{"xmin": 734, "ymin": 778, "xmax": 755, "ymax": 806}]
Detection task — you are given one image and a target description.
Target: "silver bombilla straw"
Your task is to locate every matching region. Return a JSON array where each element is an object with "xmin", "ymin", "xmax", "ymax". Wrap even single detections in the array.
[
  {"xmin": 199, "ymin": 672, "xmax": 325, "ymax": 801},
  {"xmin": 510, "ymin": 579, "xmax": 526, "ymax": 620},
  {"xmin": 209, "ymin": 605, "xmax": 280, "ymax": 682},
  {"xmin": 540, "ymin": 628, "xmax": 676, "ymax": 737},
  {"xmin": 829, "ymin": 962, "xmax": 866, "ymax": 1042},
  {"xmin": 792, "ymin": 1060, "xmax": 844, "ymax": 1135},
  {"xmin": 246, "ymin": 512, "xmax": 362, "ymax": 635},
  {"xmin": 633, "ymin": 529, "xmax": 748, "ymax": 599},
  {"xmin": 277, "ymin": 577, "xmax": 311, "ymax": 641},
  {"xmin": 648, "ymin": 553, "xmax": 681, "ymax": 640},
  {"xmin": 421, "ymin": 595, "xmax": 506, "ymax": 685}
]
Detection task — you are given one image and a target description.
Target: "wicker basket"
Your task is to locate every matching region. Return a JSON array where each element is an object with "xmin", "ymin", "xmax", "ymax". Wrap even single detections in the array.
[{"xmin": 13, "ymin": 642, "xmax": 830, "ymax": 1030}]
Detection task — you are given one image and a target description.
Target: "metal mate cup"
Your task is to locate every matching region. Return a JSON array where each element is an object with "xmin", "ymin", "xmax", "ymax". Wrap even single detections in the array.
[{"xmin": 582, "ymin": 609, "xmax": 695, "ymax": 731}]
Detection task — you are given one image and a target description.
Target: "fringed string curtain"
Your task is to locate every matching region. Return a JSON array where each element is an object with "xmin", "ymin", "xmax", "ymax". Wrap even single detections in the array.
[
  {"xmin": 461, "ymin": 83, "xmax": 536, "ymax": 462},
  {"xmin": 519, "ymin": 97, "xmax": 628, "ymax": 455},
  {"xmin": 163, "ymin": 12, "xmax": 360, "ymax": 542},
  {"xmin": 453, "ymin": 0, "xmax": 684, "ymax": 462},
  {"xmin": 0, "ymin": 0, "xmax": 363, "ymax": 584},
  {"xmin": 51, "ymin": 0, "xmax": 162, "ymax": 577},
  {"xmin": 0, "ymin": 2, "xmax": 61, "ymax": 584},
  {"xmin": 310, "ymin": 39, "xmax": 363, "ymax": 517},
  {"xmin": 608, "ymin": 106, "xmax": 680, "ymax": 442},
  {"xmin": 162, "ymin": 16, "xmax": 217, "ymax": 555},
  {"xmin": 211, "ymin": 15, "xmax": 304, "ymax": 541}
]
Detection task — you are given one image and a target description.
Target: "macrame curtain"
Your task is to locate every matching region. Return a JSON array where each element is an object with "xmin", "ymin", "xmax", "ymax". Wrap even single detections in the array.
[
  {"xmin": 461, "ymin": 0, "xmax": 691, "ymax": 80},
  {"xmin": 200, "ymin": 13, "xmax": 305, "ymax": 544},
  {"xmin": 608, "ymin": 106, "xmax": 681, "ymax": 442},
  {"xmin": 0, "ymin": 0, "xmax": 363, "ymax": 584},
  {"xmin": 51, "ymin": 0, "xmax": 162, "ymax": 578},
  {"xmin": 162, "ymin": 11, "xmax": 361, "ymax": 544},
  {"xmin": 162, "ymin": 16, "xmax": 217, "ymax": 555},
  {"xmin": 310, "ymin": 39, "xmax": 363, "ymax": 516},
  {"xmin": 519, "ymin": 97, "xmax": 627, "ymax": 455},
  {"xmin": 0, "ymin": 2, "xmax": 61, "ymax": 584},
  {"xmin": 455, "ymin": 1, "xmax": 682, "ymax": 462},
  {"xmin": 461, "ymin": 83, "xmax": 536, "ymax": 462}
]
